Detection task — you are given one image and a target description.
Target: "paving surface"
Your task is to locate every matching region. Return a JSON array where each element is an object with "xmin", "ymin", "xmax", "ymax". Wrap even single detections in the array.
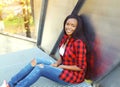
[{"xmin": 96, "ymin": 64, "xmax": 120, "ymax": 87}]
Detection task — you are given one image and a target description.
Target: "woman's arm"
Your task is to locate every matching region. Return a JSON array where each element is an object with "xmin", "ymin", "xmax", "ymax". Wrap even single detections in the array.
[
  {"xmin": 58, "ymin": 65, "xmax": 81, "ymax": 71},
  {"xmin": 57, "ymin": 40, "xmax": 86, "ymax": 71},
  {"xmin": 51, "ymin": 58, "xmax": 81, "ymax": 71}
]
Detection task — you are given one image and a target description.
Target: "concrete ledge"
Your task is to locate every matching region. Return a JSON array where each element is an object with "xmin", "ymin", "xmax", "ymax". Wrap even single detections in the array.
[
  {"xmin": 0, "ymin": 32, "xmax": 36, "ymax": 43},
  {"xmin": 0, "ymin": 33, "xmax": 36, "ymax": 55}
]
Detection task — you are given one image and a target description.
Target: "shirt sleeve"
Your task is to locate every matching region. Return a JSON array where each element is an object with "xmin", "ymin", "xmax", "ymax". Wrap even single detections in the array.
[{"xmin": 74, "ymin": 40, "xmax": 87, "ymax": 70}]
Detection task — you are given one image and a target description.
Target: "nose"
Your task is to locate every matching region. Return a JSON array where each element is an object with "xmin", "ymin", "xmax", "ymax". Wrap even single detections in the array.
[{"xmin": 67, "ymin": 25, "xmax": 72, "ymax": 29}]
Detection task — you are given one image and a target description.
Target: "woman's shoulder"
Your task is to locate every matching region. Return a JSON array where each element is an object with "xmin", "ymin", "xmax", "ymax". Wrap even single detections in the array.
[
  {"xmin": 73, "ymin": 39, "xmax": 84, "ymax": 43},
  {"xmin": 73, "ymin": 38, "xmax": 85, "ymax": 46}
]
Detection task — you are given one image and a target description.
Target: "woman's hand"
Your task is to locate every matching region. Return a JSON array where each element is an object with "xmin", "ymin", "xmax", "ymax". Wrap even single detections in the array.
[
  {"xmin": 58, "ymin": 65, "xmax": 81, "ymax": 71},
  {"xmin": 51, "ymin": 63, "xmax": 58, "ymax": 67},
  {"xmin": 51, "ymin": 58, "xmax": 62, "ymax": 67},
  {"xmin": 58, "ymin": 65, "xmax": 64, "ymax": 69}
]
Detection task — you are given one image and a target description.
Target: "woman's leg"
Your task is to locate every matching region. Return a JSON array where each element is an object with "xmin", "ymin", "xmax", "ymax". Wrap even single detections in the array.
[
  {"xmin": 41, "ymin": 65, "xmax": 69, "ymax": 85},
  {"xmin": 15, "ymin": 65, "xmax": 69, "ymax": 87},
  {"xmin": 15, "ymin": 66, "xmax": 42, "ymax": 87},
  {"xmin": 8, "ymin": 63, "xmax": 34, "ymax": 87},
  {"xmin": 35, "ymin": 57, "xmax": 55, "ymax": 65},
  {"xmin": 9, "ymin": 57, "xmax": 55, "ymax": 87}
]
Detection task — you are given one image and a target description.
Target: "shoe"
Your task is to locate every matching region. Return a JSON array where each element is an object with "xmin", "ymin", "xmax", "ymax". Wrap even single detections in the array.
[{"xmin": 0, "ymin": 80, "xmax": 9, "ymax": 87}]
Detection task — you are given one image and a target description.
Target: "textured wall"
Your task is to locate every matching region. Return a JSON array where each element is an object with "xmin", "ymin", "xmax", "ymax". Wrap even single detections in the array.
[
  {"xmin": 40, "ymin": 0, "xmax": 78, "ymax": 53},
  {"xmin": 79, "ymin": 0, "xmax": 120, "ymax": 80}
]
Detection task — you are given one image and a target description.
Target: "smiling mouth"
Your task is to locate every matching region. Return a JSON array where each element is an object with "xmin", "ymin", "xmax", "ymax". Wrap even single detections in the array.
[{"xmin": 66, "ymin": 29, "xmax": 73, "ymax": 33}]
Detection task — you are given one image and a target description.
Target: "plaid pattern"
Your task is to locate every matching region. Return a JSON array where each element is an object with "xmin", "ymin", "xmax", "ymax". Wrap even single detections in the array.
[{"xmin": 59, "ymin": 35, "xmax": 87, "ymax": 84}]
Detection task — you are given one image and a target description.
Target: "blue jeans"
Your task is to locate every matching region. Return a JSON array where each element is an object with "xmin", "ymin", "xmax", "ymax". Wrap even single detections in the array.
[{"xmin": 8, "ymin": 58, "xmax": 69, "ymax": 87}]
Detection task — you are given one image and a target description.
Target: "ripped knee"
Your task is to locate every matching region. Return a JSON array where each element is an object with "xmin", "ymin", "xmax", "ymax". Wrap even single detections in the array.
[
  {"xmin": 31, "ymin": 58, "xmax": 37, "ymax": 67},
  {"xmin": 38, "ymin": 64, "xmax": 44, "ymax": 68}
]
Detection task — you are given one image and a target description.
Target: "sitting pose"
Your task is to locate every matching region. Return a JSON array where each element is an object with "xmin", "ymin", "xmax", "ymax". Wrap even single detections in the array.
[{"xmin": 0, "ymin": 14, "xmax": 92, "ymax": 87}]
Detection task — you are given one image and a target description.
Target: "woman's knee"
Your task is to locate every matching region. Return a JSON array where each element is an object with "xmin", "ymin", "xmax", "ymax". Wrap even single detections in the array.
[
  {"xmin": 37, "ymin": 64, "xmax": 44, "ymax": 68},
  {"xmin": 30, "ymin": 58, "xmax": 37, "ymax": 67},
  {"xmin": 30, "ymin": 58, "xmax": 42, "ymax": 66},
  {"xmin": 30, "ymin": 57, "xmax": 55, "ymax": 66}
]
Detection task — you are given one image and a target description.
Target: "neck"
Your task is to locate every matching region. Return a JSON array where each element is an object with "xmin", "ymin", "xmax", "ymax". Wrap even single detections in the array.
[{"xmin": 64, "ymin": 37, "xmax": 70, "ymax": 45}]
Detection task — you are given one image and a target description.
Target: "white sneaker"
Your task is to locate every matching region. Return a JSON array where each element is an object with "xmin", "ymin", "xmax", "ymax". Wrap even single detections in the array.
[{"xmin": 0, "ymin": 80, "xmax": 8, "ymax": 87}]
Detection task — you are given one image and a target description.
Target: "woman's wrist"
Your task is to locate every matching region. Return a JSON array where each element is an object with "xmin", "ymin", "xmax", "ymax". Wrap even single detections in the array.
[
  {"xmin": 51, "ymin": 63, "xmax": 58, "ymax": 67},
  {"xmin": 55, "ymin": 62, "xmax": 59, "ymax": 66}
]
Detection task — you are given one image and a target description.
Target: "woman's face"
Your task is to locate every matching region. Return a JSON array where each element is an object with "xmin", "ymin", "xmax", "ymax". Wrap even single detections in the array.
[{"xmin": 65, "ymin": 18, "xmax": 78, "ymax": 36}]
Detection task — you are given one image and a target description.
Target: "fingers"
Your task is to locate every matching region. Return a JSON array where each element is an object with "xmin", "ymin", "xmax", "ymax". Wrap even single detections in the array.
[{"xmin": 51, "ymin": 63, "xmax": 58, "ymax": 67}]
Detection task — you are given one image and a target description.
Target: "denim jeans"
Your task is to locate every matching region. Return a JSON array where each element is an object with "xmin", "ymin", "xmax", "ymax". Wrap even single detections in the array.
[{"xmin": 8, "ymin": 57, "xmax": 69, "ymax": 87}]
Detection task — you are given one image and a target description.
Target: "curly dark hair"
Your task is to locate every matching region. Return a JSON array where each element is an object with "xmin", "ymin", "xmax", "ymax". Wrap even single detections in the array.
[
  {"xmin": 63, "ymin": 14, "xmax": 96, "ymax": 53},
  {"xmin": 63, "ymin": 14, "xmax": 86, "ymax": 42}
]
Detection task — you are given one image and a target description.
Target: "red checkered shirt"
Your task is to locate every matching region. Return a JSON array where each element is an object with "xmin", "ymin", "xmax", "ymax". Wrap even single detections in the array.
[{"xmin": 59, "ymin": 35, "xmax": 87, "ymax": 84}]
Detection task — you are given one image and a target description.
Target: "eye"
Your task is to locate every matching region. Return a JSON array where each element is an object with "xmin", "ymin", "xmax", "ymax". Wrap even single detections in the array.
[
  {"xmin": 72, "ymin": 25, "xmax": 75, "ymax": 27},
  {"xmin": 66, "ymin": 22, "xmax": 70, "ymax": 25},
  {"xmin": 71, "ymin": 24, "xmax": 76, "ymax": 28}
]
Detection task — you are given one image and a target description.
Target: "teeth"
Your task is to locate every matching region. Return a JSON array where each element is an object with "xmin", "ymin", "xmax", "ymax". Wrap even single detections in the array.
[
  {"xmin": 67, "ymin": 30, "xmax": 72, "ymax": 33},
  {"xmin": 66, "ymin": 29, "xmax": 71, "ymax": 32}
]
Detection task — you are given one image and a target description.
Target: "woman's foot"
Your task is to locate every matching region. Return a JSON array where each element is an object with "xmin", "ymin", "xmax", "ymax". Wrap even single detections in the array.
[{"xmin": 0, "ymin": 80, "xmax": 9, "ymax": 87}]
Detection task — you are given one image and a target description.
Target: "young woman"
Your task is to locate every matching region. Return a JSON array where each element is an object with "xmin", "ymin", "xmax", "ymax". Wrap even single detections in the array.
[{"xmin": 0, "ymin": 14, "xmax": 91, "ymax": 87}]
